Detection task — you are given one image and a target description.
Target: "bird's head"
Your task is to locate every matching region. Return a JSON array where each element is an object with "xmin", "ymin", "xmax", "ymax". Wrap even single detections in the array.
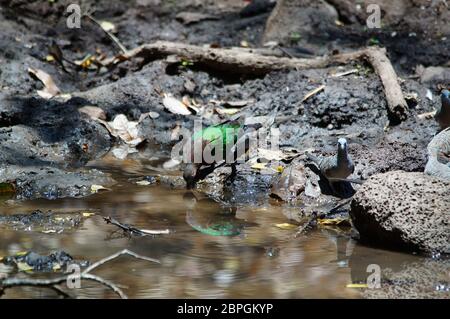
[
  {"xmin": 337, "ymin": 138, "xmax": 348, "ymax": 151},
  {"xmin": 183, "ymin": 163, "xmax": 198, "ymax": 189}
]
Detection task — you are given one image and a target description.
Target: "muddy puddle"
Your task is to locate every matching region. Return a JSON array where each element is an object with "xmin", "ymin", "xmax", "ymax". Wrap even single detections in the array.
[{"xmin": 0, "ymin": 158, "xmax": 443, "ymax": 299}]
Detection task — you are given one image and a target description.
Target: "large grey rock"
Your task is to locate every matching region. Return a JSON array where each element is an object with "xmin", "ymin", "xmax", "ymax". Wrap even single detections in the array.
[
  {"xmin": 350, "ymin": 171, "xmax": 450, "ymax": 254},
  {"xmin": 425, "ymin": 128, "xmax": 450, "ymax": 180}
]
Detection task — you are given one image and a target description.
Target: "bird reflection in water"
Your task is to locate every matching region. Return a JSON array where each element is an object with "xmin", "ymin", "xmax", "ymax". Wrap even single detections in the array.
[{"xmin": 183, "ymin": 191, "xmax": 257, "ymax": 237}]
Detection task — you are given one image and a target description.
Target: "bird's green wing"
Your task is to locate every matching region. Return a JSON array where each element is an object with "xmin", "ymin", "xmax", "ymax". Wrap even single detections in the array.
[{"xmin": 193, "ymin": 123, "xmax": 242, "ymax": 147}]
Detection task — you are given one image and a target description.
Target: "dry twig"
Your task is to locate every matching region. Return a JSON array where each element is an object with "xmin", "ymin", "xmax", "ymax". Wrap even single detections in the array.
[
  {"xmin": 103, "ymin": 216, "xmax": 170, "ymax": 236},
  {"xmin": 0, "ymin": 249, "xmax": 159, "ymax": 299}
]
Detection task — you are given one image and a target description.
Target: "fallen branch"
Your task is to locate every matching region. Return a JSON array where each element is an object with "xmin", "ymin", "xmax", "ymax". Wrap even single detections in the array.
[
  {"xmin": 104, "ymin": 41, "xmax": 408, "ymax": 123},
  {"xmin": 107, "ymin": 40, "xmax": 365, "ymax": 75},
  {"xmin": 104, "ymin": 216, "xmax": 170, "ymax": 236},
  {"xmin": 361, "ymin": 47, "xmax": 409, "ymax": 123},
  {"xmin": 0, "ymin": 249, "xmax": 159, "ymax": 299}
]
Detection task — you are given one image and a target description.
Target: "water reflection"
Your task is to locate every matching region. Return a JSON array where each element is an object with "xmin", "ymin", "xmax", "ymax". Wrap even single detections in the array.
[
  {"xmin": 183, "ymin": 192, "xmax": 256, "ymax": 237},
  {"xmin": 0, "ymin": 164, "xmax": 445, "ymax": 299}
]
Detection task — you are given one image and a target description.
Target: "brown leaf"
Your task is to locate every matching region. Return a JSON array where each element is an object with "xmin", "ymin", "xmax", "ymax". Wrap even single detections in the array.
[
  {"xmin": 78, "ymin": 106, "xmax": 107, "ymax": 120},
  {"xmin": 28, "ymin": 68, "xmax": 61, "ymax": 99}
]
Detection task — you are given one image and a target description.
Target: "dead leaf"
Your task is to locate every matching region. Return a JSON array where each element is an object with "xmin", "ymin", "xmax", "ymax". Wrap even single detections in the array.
[
  {"xmin": 251, "ymin": 162, "xmax": 267, "ymax": 170},
  {"xmin": 162, "ymin": 94, "xmax": 192, "ymax": 115},
  {"xmin": 91, "ymin": 184, "xmax": 110, "ymax": 193},
  {"xmin": 17, "ymin": 262, "xmax": 34, "ymax": 272},
  {"xmin": 136, "ymin": 180, "xmax": 151, "ymax": 186},
  {"xmin": 28, "ymin": 68, "xmax": 61, "ymax": 99},
  {"xmin": 257, "ymin": 148, "xmax": 287, "ymax": 161},
  {"xmin": 74, "ymin": 54, "xmax": 97, "ymax": 70},
  {"xmin": 82, "ymin": 212, "xmax": 95, "ymax": 217},
  {"xmin": 79, "ymin": 106, "xmax": 107, "ymax": 120},
  {"xmin": 99, "ymin": 20, "xmax": 116, "ymax": 33},
  {"xmin": 346, "ymin": 283, "xmax": 368, "ymax": 289},
  {"xmin": 182, "ymin": 96, "xmax": 200, "ymax": 114},
  {"xmin": 215, "ymin": 107, "xmax": 241, "ymax": 116},
  {"xmin": 276, "ymin": 166, "xmax": 284, "ymax": 173},
  {"xmin": 97, "ymin": 114, "xmax": 144, "ymax": 146},
  {"xmin": 318, "ymin": 218, "xmax": 351, "ymax": 226},
  {"xmin": 274, "ymin": 223, "xmax": 298, "ymax": 230}
]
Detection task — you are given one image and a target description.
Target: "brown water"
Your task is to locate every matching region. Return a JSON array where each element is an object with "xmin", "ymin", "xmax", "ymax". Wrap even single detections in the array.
[{"xmin": 0, "ymin": 158, "xmax": 446, "ymax": 299}]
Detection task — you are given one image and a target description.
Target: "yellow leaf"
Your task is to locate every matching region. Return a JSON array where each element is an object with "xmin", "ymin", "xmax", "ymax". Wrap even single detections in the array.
[
  {"xmin": 251, "ymin": 162, "xmax": 267, "ymax": 170},
  {"xmin": 17, "ymin": 262, "xmax": 34, "ymax": 272},
  {"xmin": 91, "ymin": 184, "xmax": 109, "ymax": 193},
  {"xmin": 346, "ymin": 283, "xmax": 368, "ymax": 289},
  {"xmin": 15, "ymin": 251, "xmax": 28, "ymax": 257},
  {"xmin": 100, "ymin": 20, "xmax": 116, "ymax": 33},
  {"xmin": 274, "ymin": 223, "xmax": 298, "ymax": 230},
  {"xmin": 82, "ymin": 212, "xmax": 95, "ymax": 217},
  {"xmin": 276, "ymin": 166, "xmax": 284, "ymax": 173},
  {"xmin": 318, "ymin": 218, "xmax": 350, "ymax": 226},
  {"xmin": 45, "ymin": 55, "xmax": 55, "ymax": 62}
]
